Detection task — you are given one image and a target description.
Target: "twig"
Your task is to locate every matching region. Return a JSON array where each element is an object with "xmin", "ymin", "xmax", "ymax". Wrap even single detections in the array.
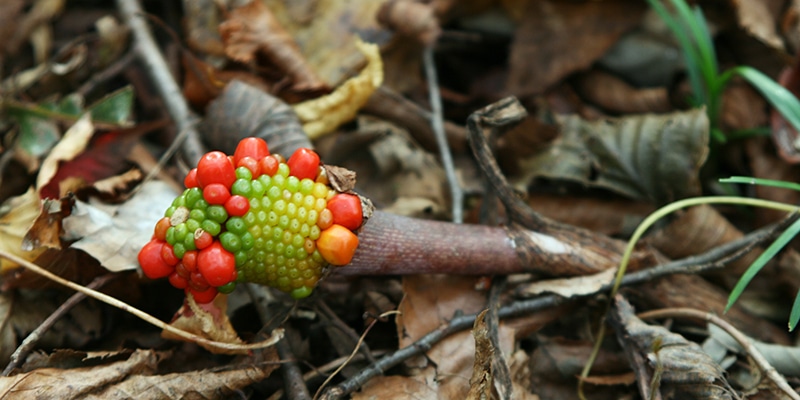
[
  {"xmin": 319, "ymin": 217, "xmax": 794, "ymax": 399},
  {"xmin": 316, "ymin": 300, "xmax": 376, "ymax": 365},
  {"xmin": 76, "ymin": 49, "xmax": 137, "ymax": 97},
  {"xmin": 2, "ymin": 274, "xmax": 117, "ymax": 376},
  {"xmin": 244, "ymin": 283, "xmax": 311, "ymax": 400},
  {"xmin": 0, "ymin": 249, "xmax": 283, "ymax": 353},
  {"xmin": 115, "ymin": 0, "xmax": 205, "ymax": 167},
  {"xmin": 637, "ymin": 308, "xmax": 800, "ymax": 400},
  {"xmin": 423, "ymin": 45, "xmax": 463, "ymax": 223}
]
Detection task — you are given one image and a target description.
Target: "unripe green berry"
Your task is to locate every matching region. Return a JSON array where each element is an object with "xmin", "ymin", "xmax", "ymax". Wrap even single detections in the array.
[
  {"xmin": 231, "ymin": 178, "xmax": 252, "ymax": 197},
  {"xmin": 207, "ymin": 205, "xmax": 228, "ymax": 223},
  {"xmin": 235, "ymin": 166, "xmax": 253, "ymax": 180},
  {"xmin": 226, "ymin": 217, "xmax": 247, "ymax": 235},
  {"xmin": 201, "ymin": 219, "xmax": 221, "ymax": 236},
  {"xmin": 220, "ymin": 232, "xmax": 242, "ymax": 253}
]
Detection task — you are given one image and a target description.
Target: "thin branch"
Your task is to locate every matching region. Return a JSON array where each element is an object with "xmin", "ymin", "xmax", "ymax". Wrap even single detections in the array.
[
  {"xmin": 637, "ymin": 308, "xmax": 800, "ymax": 400},
  {"xmin": 0, "ymin": 249, "xmax": 283, "ymax": 353},
  {"xmin": 320, "ymin": 217, "xmax": 794, "ymax": 399},
  {"xmin": 423, "ymin": 45, "xmax": 463, "ymax": 223},
  {"xmin": 2, "ymin": 274, "xmax": 117, "ymax": 376},
  {"xmin": 115, "ymin": 0, "xmax": 205, "ymax": 167}
]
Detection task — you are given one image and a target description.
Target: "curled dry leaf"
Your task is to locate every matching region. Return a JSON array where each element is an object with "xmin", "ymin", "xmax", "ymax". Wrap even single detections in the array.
[
  {"xmin": 466, "ymin": 309, "xmax": 493, "ymax": 400},
  {"xmin": 573, "ymin": 69, "xmax": 671, "ymax": 114},
  {"xmin": 293, "ymin": 38, "xmax": 384, "ymax": 139},
  {"xmin": 377, "ymin": 0, "xmax": 441, "ymax": 45},
  {"xmin": 610, "ymin": 295, "xmax": 733, "ymax": 400},
  {"xmin": 162, "ymin": 294, "xmax": 246, "ymax": 355},
  {"xmin": 219, "ymin": 0, "xmax": 326, "ymax": 92}
]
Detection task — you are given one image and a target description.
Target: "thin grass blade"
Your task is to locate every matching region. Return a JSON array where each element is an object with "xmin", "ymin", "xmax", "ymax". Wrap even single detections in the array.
[
  {"xmin": 734, "ymin": 66, "xmax": 800, "ymax": 135},
  {"xmin": 726, "ymin": 217, "xmax": 800, "ymax": 312},
  {"xmin": 720, "ymin": 176, "xmax": 800, "ymax": 192}
]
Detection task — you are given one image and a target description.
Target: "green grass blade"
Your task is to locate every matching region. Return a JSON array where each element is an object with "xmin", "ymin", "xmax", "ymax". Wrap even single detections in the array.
[
  {"xmin": 790, "ymin": 289, "xmax": 800, "ymax": 331},
  {"xmin": 733, "ymin": 66, "xmax": 800, "ymax": 136},
  {"xmin": 646, "ymin": 0, "xmax": 706, "ymax": 103},
  {"xmin": 668, "ymin": 0, "xmax": 717, "ymax": 98},
  {"xmin": 726, "ymin": 217, "xmax": 800, "ymax": 312},
  {"xmin": 720, "ymin": 176, "xmax": 800, "ymax": 192}
]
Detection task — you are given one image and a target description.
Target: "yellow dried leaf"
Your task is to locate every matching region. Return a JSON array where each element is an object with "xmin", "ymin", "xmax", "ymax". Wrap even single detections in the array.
[
  {"xmin": 292, "ymin": 38, "xmax": 383, "ymax": 139},
  {"xmin": 0, "ymin": 188, "xmax": 47, "ymax": 272}
]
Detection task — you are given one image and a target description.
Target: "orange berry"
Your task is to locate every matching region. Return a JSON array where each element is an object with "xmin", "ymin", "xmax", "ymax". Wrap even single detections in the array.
[{"xmin": 316, "ymin": 224, "xmax": 359, "ymax": 266}]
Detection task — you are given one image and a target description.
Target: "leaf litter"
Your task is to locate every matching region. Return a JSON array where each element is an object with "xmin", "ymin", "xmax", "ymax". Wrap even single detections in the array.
[{"xmin": 2, "ymin": 0, "xmax": 800, "ymax": 399}]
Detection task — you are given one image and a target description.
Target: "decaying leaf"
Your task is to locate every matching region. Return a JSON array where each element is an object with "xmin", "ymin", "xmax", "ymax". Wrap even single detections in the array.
[
  {"xmin": 162, "ymin": 293, "xmax": 246, "ymax": 355},
  {"xmin": 377, "ymin": 0, "xmax": 441, "ymax": 45},
  {"xmin": 466, "ymin": 309, "xmax": 493, "ymax": 400},
  {"xmin": 62, "ymin": 180, "xmax": 179, "ymax": 272},
  {"xmin": 703, "ymin": 323, "xmax": 800, "ymax": 377},
  {"xmin": 219, "ymin": 0, "xmax": 326, "ymax": 92},
  {"xmin": 293, "ymin": 38, "xmax": 384, "ymax": 139},
  {"xmin": 520, "ymin": 108, "xmax": 709, "ymax": 205},
  {"xmin": 610, "ymin": 295, "xmax": 732, "ymax": 400}
]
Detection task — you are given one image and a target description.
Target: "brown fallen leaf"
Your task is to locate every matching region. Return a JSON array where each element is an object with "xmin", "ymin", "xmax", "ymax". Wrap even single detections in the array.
[
  {"xmin": 466, "ymin": 309, "xmax": 493, "ymax": 400},
  {"xmin": 377, "ymin": 0, "xmax": 441, "ymax": 45},
  {"xmin": 293, "ymin": 38, "xmax": 384, "ymax": 139},
  {"xmin": 506, "ymin": 0, "xmax": 646, "ymax": 96},
  {"xmin": 572, "ymin": 69, "xmax": 672, "ymax": 114},
  {"xmin": 219, "ymin": 0, "xmax": 327, "ymax": 93},
  {"xmin": 162, "ymin": 293, "xmax": 247, "ymax": 355},
  {"xmin": 0, "ymin": 349, "xmax": 160, "ymax": 399},
  {"xmin": 0, "ymin": 189, "xmax": 47, "ymax": 272}
]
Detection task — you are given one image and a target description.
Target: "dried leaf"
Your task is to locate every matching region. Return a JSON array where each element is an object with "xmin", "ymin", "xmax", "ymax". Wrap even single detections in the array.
[
  {"xmin": 219, "ymin": 0, "xmax": 326, "ymax": 92},
  {"xmin": 610, "ymin": 295, "xmax": 732, "ymax": 400},
  {"xmin": 731, "ymin": 0, "xmax": 784, "ymax": 51},
  {"xmin": 293, "ymin": 38, "xmax": 383, "ymax": 139},
  {"xmin": 515, "ymin": 267, "xmax": 617, "ymax": 298},
  {"xmin": 520, "ymin": 108, "xmax": 709, "ymax": 204},
  {"xmin": 466, "ymin": 309, "xmax": 493, "ymax": 400},
  {"xmin": 377, "ymin": 0, "xmax": 441, "ymax": 45},
  {"xmin": 35, "ymin": 113, "xmax": 94, "ymax": 195},
  {"xmin": 507, "ymin": 0, "xmax": 646, "ymax": 95},
  {"xmin": 62, "ymin": 180, "xmax": 180, "ymax": 272},
  {"xmin": 22, "ymin": 195, "xmax": 73, "ymax": 251},
  {"xmin": 162, "ymin": 294, "xmax": 247, "ymax": 355},
  {"xmin": 0, "ymin": 189, "xmax": 47, "ymax": 272},
  {"xmin": 703, "ymin": 323, "xmax": 800, "ymax": 376}
]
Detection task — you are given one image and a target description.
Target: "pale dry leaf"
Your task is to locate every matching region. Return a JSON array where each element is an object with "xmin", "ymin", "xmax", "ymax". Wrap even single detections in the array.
[
  {"xmin": 293, "ymin": 38, "xmax": 384, "ymax": 139},
  {"xmin": 353, "ymin": 374, "xmax": 439, "ymax": 400},
  {"xmin": 0, "ymin": 188, "xmax": 47, "ymax": 272},
  {"xmin": 731, "ymin": 0, "xmax": 784, "ymax": 50},
  {"xmin": 162, "ymin": 294, "xmax": 247, "ymax": 355},
  {"xmin": 0, "ymin": 349, "xmax": 159, "ymax": 400},
  {"xmin": 36, "ymin": 113, "xmax": 94, "ymax": 193},
  {"xmin": 516, "ymin": 267, "xmax": 617, "ymax": 298},
  {"xmin": 85, "ymin": 357, "xmax": 280, "ymax": 399},
  {"xmin": 62, "ymin": 180, "xmax": 179, "ymax": 272}
]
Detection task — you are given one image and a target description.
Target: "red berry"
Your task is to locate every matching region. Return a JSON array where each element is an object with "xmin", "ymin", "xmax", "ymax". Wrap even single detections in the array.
[
  {"xmin": 225, "ymin": 195, "xmax": 250, "ymax": 216},
  {"xmin": 189, "ymin": 271, "xmax": 209, "ymax": 291},
  {"xmin": 138, "ymin": 239, "xmax": 174, "ymax": 279},
  {"xmin": 184, "ymin": 168, "xmax": 199, "ymax": 188},
  {"xmin": 259, "ymin": 155, "xmax": 279, "ymax": 177},
  {"xmin": 154, "ymin": 217, "xmax": 171, "ymax": 241},
  {"xmin": 160, "ymin": 243, "xmax": 180, "ymax": 266},
  {"xmin": 234, "ymin": 137, "xmax": 269, "ymax": 165},
  {"xmin": 196, "ymin": 151, "xmax": 236, "ymax": 188},
  {"xmin": 187, "ymin": 287, "xmax": 218, "ymax": 304},
  {"xmin": 169, "ymin": 272, "xmax": 189, "ymax": 289},
  {"xmin": 197, "ymin": 242, "xmax": 237, "ymax": 287},
  {"xmin": 183, "ymin": 250, "xmax": 198, "ymax": 271},
  {"xmin": 203, "ymin": 183, "xmax": 231, "ymax": 205},
  {"xmin": 194, "ymin": 230, "xmax": 213, "ymax": 250},
  {"xmin": 326, "ymin": 193, "xmax": 363, "ymax": 230},
  {"xmin": 287, "ymin": 148, "xmax": 320, "ymax": 180},
  {"xmin": 237, "ymin": 156, "xmax": 261, "ymax": 177}
]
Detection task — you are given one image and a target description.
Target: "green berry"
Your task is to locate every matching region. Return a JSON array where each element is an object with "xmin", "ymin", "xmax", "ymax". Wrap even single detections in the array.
[
  {"xmin": 235, "ymin": 166, "xmax": 253, "ymax": 180},
  {"xmin": 201, "ymin": 219, "xmax": 221, "ymax": 236},
  {"xmin": 220, "ymin": 232, "xmax": 242, "ymax": 253},
  {"xmin": 231, "ymin": 178, "xmax": 252, "ymax": 197}
]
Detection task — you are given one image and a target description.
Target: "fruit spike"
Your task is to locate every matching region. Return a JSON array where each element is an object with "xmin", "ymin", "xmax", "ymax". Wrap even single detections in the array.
[{"xmin": 138, "ymin": 138, "xmax": 365, "ymax": 304}]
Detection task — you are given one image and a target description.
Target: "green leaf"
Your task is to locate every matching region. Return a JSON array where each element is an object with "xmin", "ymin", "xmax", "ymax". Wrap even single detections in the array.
[
  {"xmin": 15, "ymin": 114, "xmax": 60, "ymax": 159},
  {"xmin": 519, "ymin": 108, "xmax": 709, "ymax": 205},
  {"xmin": 726, "ymin": 217, "xmax": 800, "ymax": 312},
  {"xmin": 719, "ymin": 176, "xmax": 800, "ymax": 192},
  {"xmin": 87, "ymin": 85, "xmax": 134, "ymax": 126},
  {"xmin": 790, "ymin": 289, "xmax": 800, "ymax": 331},
  {"xmin": 733, "ymin": 66, "xmax": 800, "ymax": 138}
]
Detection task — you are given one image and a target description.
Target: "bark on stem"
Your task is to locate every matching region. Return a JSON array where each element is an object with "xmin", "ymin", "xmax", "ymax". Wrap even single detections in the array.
[{"xmin": 338, "ymin": 211, "xmax": 636, "ymax": 276}]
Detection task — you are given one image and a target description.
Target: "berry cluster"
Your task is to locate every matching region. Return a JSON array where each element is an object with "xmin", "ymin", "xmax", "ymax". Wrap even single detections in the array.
[{"xmin": 138, "ymin": 138, "xmax": 364, "ymax": 303}]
